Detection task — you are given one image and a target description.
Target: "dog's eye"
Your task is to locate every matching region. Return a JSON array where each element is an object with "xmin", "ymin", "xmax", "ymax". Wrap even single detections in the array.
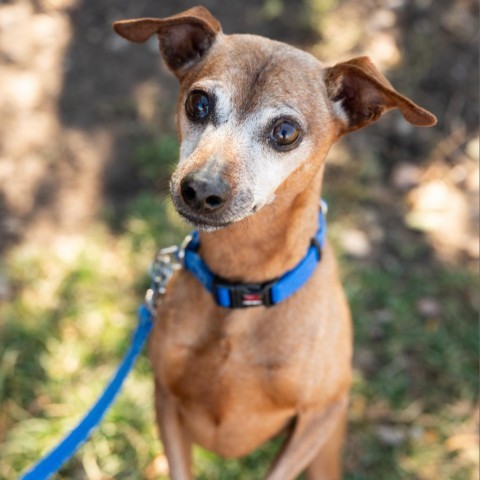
[
  {"xmin": 185, "ymin": 91, "xmax": 211, "ymax": 121},
  {"xmin": 270, "ymin": 120, "xmax": 301, "ymax": 149}
]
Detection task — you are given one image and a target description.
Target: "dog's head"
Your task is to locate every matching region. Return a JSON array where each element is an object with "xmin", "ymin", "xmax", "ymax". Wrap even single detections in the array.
[{"xmin": 114, "ymin": 6, "xmax": 436, "ymax": 230}]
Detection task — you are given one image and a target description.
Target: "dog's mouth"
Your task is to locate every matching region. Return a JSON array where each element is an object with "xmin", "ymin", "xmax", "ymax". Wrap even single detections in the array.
[
  {"xmin": 175, "ymin": 207, "xmax": 234, "ymax": 231},
  {"xmin": 172, "ymin": 196, "xmax": 258, "ymax": 232}
]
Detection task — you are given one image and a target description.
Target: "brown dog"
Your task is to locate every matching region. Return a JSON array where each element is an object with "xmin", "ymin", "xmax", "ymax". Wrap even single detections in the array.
[{"xmin": 114, "ymin": 7, "xmax": 436, "ymax": 479}]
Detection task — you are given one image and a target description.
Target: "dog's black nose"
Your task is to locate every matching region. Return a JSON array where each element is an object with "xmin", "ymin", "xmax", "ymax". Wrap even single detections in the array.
[{"xmin": 180, "ymin": 171, "xmax": 230, "ymax": 213}]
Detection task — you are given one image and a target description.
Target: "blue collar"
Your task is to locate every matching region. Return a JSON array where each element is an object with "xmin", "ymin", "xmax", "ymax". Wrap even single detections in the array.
[{"xmin": 182, "ymin": 205, "xmax": 327, "ymax": 308}]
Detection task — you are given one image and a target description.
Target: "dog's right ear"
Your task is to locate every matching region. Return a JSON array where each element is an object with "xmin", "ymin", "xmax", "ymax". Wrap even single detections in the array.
[{"xmin": 113, "ymin": 6, "xmax": 222, "ymax": 79}]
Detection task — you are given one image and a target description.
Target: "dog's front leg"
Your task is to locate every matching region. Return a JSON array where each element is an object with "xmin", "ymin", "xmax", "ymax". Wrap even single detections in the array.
[
  {"xmin": 155, "ymin": 385, "xmax": 192, "ymax": 480},
  {"xmin": 265, "ymin": 395, "xmax": 348, "ymax": 480}
]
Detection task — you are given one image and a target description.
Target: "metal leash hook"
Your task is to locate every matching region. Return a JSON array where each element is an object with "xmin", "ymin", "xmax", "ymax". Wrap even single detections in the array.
[
  {"xmin": 145, "ymin": 235, "xmax": 192, "ymax": 313},
  {"xmin": 19, "ymin": 236, "xmax": 191, "ymax": 480}
]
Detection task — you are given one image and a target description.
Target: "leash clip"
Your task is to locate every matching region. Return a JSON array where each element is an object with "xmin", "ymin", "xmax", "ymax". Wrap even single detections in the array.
[
  {"xmin": 145, "ymin": 233, "xmax": 194, "ymax": 313},
  {"xmin": 145, "ymin": 245, "xmax": 182, "ymax": 313}
]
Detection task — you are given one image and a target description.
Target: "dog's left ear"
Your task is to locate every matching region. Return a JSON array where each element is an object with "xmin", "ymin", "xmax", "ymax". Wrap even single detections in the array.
[
  {"xmin": 113, "ymin": 6, "xmax": 222, "ymax": 79},
  {"xmin": 324, "ymin": 56, "xmax": 437, "ymax": 134}
]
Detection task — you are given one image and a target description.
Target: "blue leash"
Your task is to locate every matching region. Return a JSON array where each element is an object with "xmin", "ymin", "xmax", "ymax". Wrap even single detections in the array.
[
  {"xmin": 20, "ymin": 203, "xmax": 327, "ymax": 478},
  {"xmin": 20, "ymin": 305, "xmax": 153, "ymax": 480}
]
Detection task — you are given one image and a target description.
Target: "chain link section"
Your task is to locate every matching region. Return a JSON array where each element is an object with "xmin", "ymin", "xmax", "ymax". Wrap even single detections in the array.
[{"xmin": 144, "ymin": 235, "xmax": 192, "ymax": 314}]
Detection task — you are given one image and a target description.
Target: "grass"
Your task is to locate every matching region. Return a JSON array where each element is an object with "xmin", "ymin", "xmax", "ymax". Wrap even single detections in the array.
[
  {"xmin": 343, "ymin": 260, "xmax": 478, "ymax": 480},
  {"xmin": 0, "ymin": 136, "xmax": 478, "ymax": 479}
]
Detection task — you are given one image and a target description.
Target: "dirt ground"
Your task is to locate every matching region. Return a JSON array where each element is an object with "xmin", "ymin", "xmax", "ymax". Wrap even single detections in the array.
[{"xmin": 0, "ymin": 0, "xmax": 478, "ymax": 478}]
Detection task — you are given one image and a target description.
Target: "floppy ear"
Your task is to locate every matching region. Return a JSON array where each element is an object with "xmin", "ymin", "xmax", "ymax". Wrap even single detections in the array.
[
  {"xmin": 324, "ymin": 56, "xmax": 437, "ymax": 134},
  {"xmin": 113, "ymin": 6, "xmax": 222, "ymax": 79}
]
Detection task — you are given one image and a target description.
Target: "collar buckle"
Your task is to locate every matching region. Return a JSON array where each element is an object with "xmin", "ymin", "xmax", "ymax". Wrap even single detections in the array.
[{"xmin": 213, "ymin": 278, "xmax": 275, "ymax": 308}]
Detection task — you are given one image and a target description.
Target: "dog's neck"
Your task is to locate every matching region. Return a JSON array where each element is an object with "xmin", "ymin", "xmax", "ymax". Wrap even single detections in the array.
[{"xmin": 198, "ymin": 164, "xmax": 325, "ymax": 283}]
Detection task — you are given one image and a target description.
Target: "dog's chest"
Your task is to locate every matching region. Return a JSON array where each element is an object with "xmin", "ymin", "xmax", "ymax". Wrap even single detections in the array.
[
  {"xmin": 152, "ymin": 304, "xmax": 311, "ymax": 415},
  {"xmin": 154, "ymin": 314, "xmax": 309, "ymax": 456}
]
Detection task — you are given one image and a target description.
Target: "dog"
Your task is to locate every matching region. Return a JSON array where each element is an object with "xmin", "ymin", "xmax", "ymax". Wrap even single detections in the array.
[{"xmin": 113, "ymin": 7, "xmax": 436, "ymax": 479}]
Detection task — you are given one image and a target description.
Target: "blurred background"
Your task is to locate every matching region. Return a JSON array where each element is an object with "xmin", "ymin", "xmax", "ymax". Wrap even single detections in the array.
[{"xmin": 0, "ymin": 0, "xmax": 478, "ymax": 478}]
